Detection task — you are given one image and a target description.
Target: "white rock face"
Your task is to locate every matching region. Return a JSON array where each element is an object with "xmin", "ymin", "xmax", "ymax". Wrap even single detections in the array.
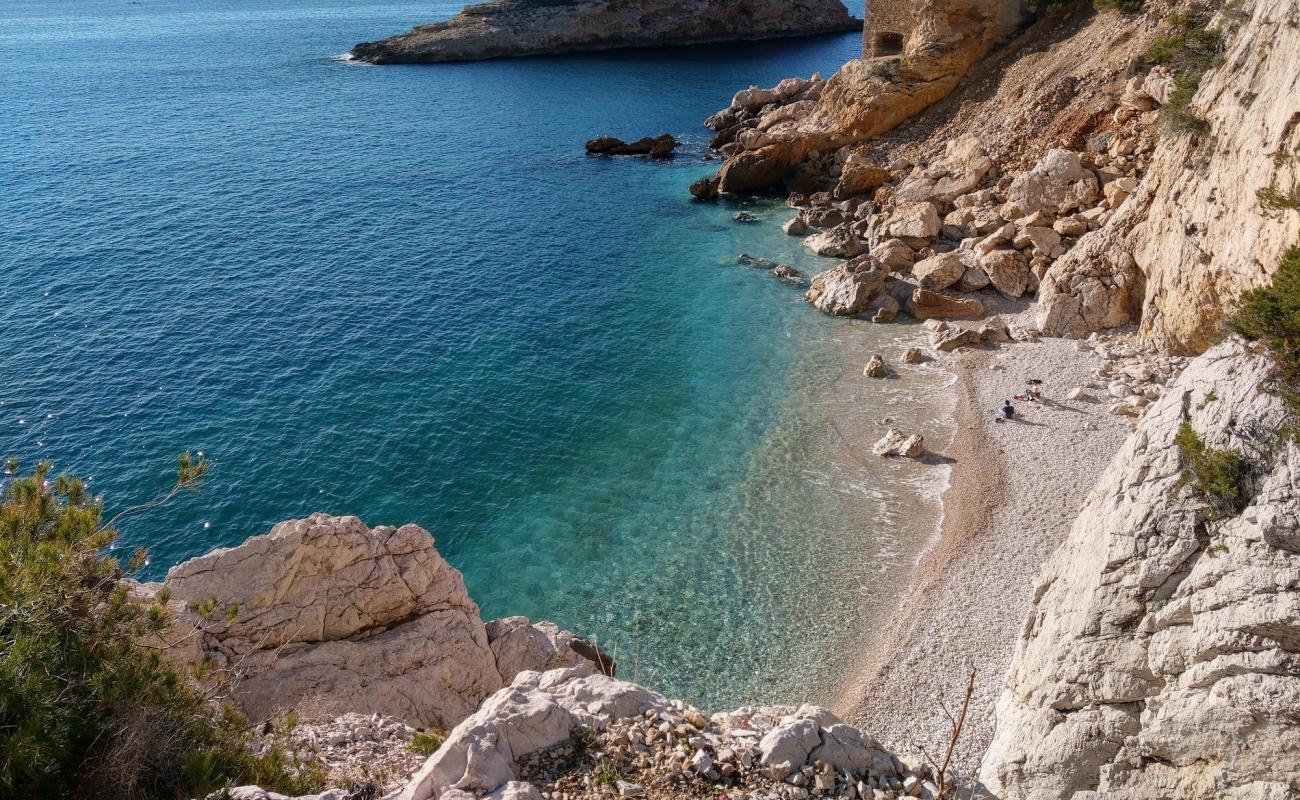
[
  {"xmin": 152, "ymin": 514, "xmax": 606, "ymax": 729},
  {"xmin": 401, "ymin": 666, "xmax": 668, "ymax": 800},
  {"xmin": 981, "ymin": 342, "xmax": 1300, "ymax": 799},
  {"xmin": 155, "ymin": 514, "xmax": 501, "ymax": 729},
  {"xmin": 1128, "ymin": 0, "xmax": 1300, "ymax": 351}
]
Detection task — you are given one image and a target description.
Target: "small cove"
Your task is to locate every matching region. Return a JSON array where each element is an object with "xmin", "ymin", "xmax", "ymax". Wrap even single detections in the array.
[{"xmin": 0, "ymin": 0, "xmax": 954, "ymax": 710}]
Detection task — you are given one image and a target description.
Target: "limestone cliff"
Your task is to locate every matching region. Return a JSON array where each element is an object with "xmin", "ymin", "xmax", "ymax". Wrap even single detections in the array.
[
  {"xmin": 140, "ymin": 513, "xmax": 610, "ymax": 729},
  {"xmin": 1127, "ymin": 0, "xmax": 1300, "ymax": 352},
  {"xmin": 980, "ymin": 341, "xmax": 1300, "ymax": 798},
  {"xmin": 350, "ymin": 0, "xmax": 860, "ymax": 65}
]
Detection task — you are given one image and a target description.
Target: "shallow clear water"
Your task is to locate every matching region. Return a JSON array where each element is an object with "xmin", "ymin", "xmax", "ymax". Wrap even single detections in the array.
[{"xmin": 0, "ymin": 0, "xmax": 952, "ymax": 708}]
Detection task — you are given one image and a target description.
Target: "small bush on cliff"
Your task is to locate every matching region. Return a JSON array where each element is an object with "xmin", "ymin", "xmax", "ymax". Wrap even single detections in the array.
[
  {"xmin": 0, "ymin": 454, "xmax": 322, "ymax": 799},
  {"xmin": 1142, "ymin": 10, "xmax": 1224, "ymax": 134},
  {"xmin": 1175, "ymin": 422, "xmax": 1247, "ymax": 518},
  {"xmin": 1094, "ymin": 0, "xmax": 1143, "ymax": 14},
  {"xmin": 1230, "ymin": 245, "xmax": 1300, "ymax": 423}
]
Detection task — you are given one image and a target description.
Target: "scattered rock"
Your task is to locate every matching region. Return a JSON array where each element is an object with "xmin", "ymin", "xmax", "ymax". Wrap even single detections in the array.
[
  {"xmin": 872, "ymin": 429, "xmax": 925, "ymax": 459},
  {"xmin": 689, "ymin": 176, "xmax": 720, "ymax": 201},
  {"xmin": 902, "ymin": 347, "xmax": 927, "ymax": 364},
  {"xmin": 783, "ymin": 215, "xmax": 809, "ymax": 236},
  {"xmin": 772, "ymin": 264, "xmax": 806, "ymax": 284},
  {"xmin": 863, "ymin": 355, "xmax": 888, "ymax": 378},
  {"xmin": 585, "ymin": 134, "xmax": 677, "ymax": 158}
]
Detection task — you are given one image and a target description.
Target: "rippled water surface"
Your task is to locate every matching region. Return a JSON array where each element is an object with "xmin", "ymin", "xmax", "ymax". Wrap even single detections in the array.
[{"xmin": 1, "ymin": 0, "xmax": 954, "ymax": 708}]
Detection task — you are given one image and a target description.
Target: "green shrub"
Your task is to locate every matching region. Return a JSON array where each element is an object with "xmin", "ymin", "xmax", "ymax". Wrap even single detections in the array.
[
  {"xmin": 1230, "ymin": 245, "xmax": 1300, "ymax": 423},
  {"xmin": 1094, "ymin": 0, "xmax": 1144, "ymax": 13},
  {"xmin": 0, "ymin": 455, "xmax": 323, "ymax": 799},
  {"xmin": 409, "ymin": 730, "xmax": 446, "ymax": 756},
  {"xmin": 1258, "ymin": 182, "xmax": 1300, "ymax": 212},
  {"xmin": 1141, "ymin": 11, "xmax": 1224, "ymax": 134},
  {"xmin": 592, "ymin": 762, "xmax": 623, "ymax": 787},
  {"xmin": 1175, "ymin": 422, "xmax": 1247, "ymax": 518}
]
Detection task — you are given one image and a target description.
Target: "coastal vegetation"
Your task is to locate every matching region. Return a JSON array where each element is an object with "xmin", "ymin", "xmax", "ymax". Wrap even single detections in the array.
[
  {"xmin": 0, "ymin": 455, "xmax": 321, "ymax": 799},
  {"xmin": 1140, "ymin": 8, "xmax": 1224, "ymax": 133},
  {"xmin": 1174, "ymin": 422, "xmax": 1247, "ymax": 518},
  {"xmin": 1230, "ymin": 244, "xmax": 1300, "ymax": 425}
]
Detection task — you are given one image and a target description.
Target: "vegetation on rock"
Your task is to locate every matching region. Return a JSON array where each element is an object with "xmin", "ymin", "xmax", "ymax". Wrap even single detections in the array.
[
  {"xmin": 1174, "ymin": 422, "xmax": 1247, "ymax": 518},
  {"xmin": 1141, "ymin": 9, "xmax": 1224, "ymax": 134},
  {"xmin": 0, "ymin": 455, "xmax": 322, "ymax": 799},
  {"xmin": 1230, "ymin": 245, "xmax": 1300, "ymax": 424}
]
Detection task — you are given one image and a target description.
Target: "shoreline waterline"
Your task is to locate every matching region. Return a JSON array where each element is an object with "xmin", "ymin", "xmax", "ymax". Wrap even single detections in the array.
[{"xmin": 836, "ymin": 337, "xmax": 1132, "ymax": 776}]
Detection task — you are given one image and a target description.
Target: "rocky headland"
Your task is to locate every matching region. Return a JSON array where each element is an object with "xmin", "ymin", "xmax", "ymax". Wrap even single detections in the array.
[{"xmin": 350, "ymin": 0, "xmax": 861, "ymax": 65}]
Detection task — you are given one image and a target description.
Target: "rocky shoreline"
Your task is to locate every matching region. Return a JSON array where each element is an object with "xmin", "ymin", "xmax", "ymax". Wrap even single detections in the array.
[
  {"xmin": 125, "ymin": 0, "xmax": 1300, "ymax": 796},
  {"xmin": 350, "ymin": 0, "xmax": 861, "ymax": 65}
]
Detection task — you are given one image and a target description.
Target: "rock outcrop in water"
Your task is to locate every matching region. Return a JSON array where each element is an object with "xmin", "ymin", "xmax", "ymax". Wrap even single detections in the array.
[
  {"xmin": 981, "ymin": 341, "xmax": 1300, "ymax": 798},
  {"xmin": 139, "ymin": 513, "xmax": 611, "ymax": 729},
  {"xmin": 350, "ymin": 0, "xmax": 861, "ymax": 65}
]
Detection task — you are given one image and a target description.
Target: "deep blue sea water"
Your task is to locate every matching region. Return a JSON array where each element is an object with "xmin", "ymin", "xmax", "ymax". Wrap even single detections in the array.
[{"xmin": 0, "ymin": 0, "xmax": 953, "ymax": 709}]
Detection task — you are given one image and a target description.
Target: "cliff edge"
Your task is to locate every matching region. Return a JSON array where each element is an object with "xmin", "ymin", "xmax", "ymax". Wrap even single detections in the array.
[
  {"xmin": 981, "ymin": 341, "xmax": 1300, "ymax": 799},
  {"xmin": 351, "ymin": 0, "xmax": 861, "ymax": 65}
]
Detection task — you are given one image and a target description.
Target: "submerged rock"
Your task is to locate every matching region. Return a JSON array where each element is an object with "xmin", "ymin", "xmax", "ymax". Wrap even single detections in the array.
[
  {"xmin": 351, "ymin": 0, "xmax": 860, "ymax": 64},
  {"xmin": 772, "ymin": 264, "xmax": 806, "ymax": 285},
  {"xmin": 689, "ymin": 176, "xmax": 721, "ymax": 201}
]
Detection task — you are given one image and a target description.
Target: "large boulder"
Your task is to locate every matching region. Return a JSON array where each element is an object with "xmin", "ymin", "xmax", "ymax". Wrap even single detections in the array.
[
  {"xmin": 912, "ymin": 250, "xmax": 967, "ymax": 290},
  {"xmin": 982, "ymin": 342, "xmax": 1300, "ymax": 799},
  {"xmin": 906, "ymin": 288, "xmax": 984, "ymax": 320},
  {"xmin": 485, "ymin": 617, "xmax": 615, "ymax": 684},
  {"xmin": 805, "ymin": 255, "xmax": 889, "ymax": 315},
  {"xmin": 803, "ymin": 223, "xmax": 862, "ymax": 258},
  {"xmin": 1036, "ymin": 222, "xmax": 1141, "ymax": 338},
  {"xmin": 1002, "ymin": 149, "xmax": 1099, "ymax": 219},
  {"xmin": 401, "ymin": 667, "xmax": 668, "ymax": 800},
  {"xmin": 981, "ymin": 248, "xmax": 1031, "ymax": 299},
  {"xmin": 874, "ymin": 238, "xmax": 916, "ymax": 272},
  {"xmin": 835, "ymin": 160, "xmax": 891, "ymax": 199},
  {"xmin": 718, "ymin": 141, "xmax": 807, "ymax": 193},
  {"xmin": 886, "ymin": 202, "xmax": 942, "ymax": 240}
]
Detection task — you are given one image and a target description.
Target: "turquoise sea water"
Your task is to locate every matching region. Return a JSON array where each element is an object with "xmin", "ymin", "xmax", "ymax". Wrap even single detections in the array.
[{"xmin": 0, "ymin": 0, "xmax": 952, "ymax": 709}]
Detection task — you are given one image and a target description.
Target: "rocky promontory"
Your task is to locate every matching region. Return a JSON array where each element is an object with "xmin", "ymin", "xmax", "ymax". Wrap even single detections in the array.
[{"xmin": 350, "ymin": 0, "xmax": 861, "ymax": 65}]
